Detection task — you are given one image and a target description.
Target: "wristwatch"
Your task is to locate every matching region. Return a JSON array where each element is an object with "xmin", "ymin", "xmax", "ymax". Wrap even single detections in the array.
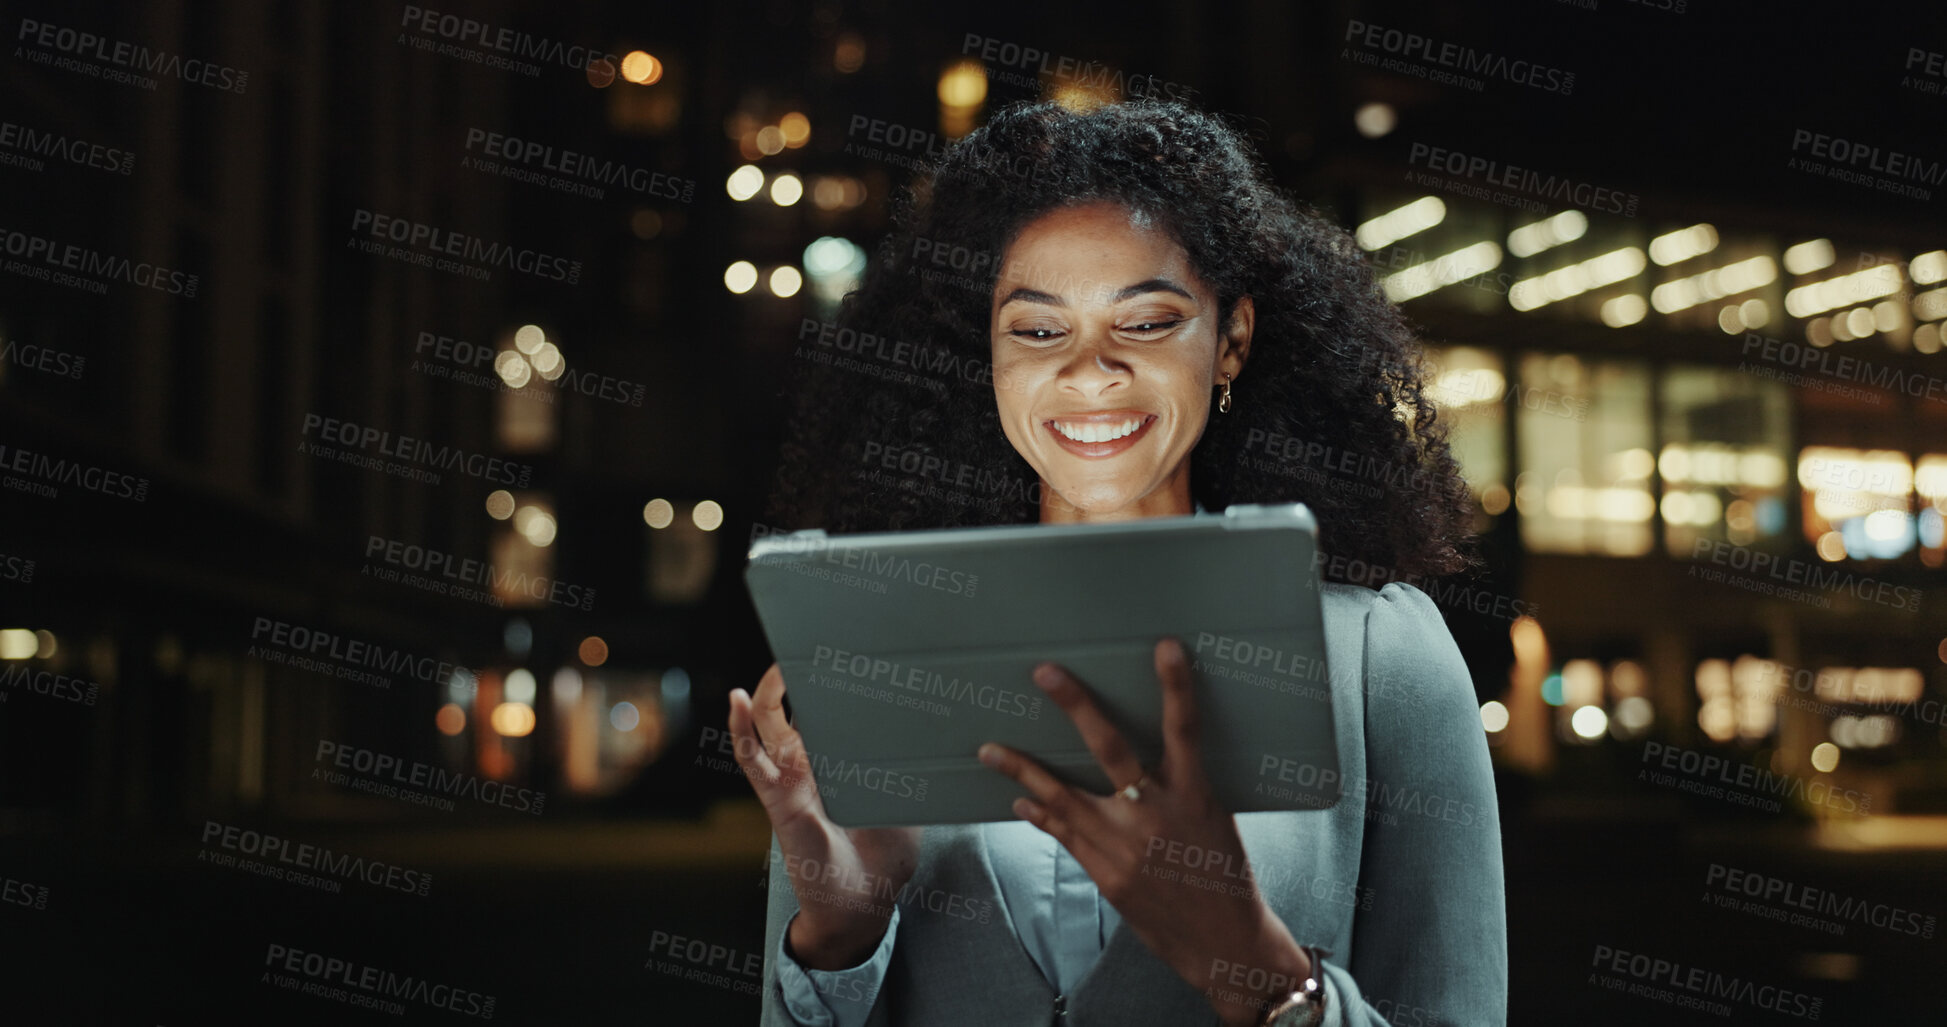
[{"xmin": 1258, "ymin": 945, "xmax": 1328, "ymax": 1027}]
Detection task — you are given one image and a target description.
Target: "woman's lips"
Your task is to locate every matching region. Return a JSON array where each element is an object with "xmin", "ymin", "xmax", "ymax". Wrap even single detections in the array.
[{"xmin": 1043, "ymin": 412, "xmax": 1158, "ymax": 458}]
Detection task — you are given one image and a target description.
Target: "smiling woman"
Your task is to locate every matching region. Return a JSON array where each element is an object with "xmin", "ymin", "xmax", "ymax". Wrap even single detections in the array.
[
  {"xmin": 768, "ymin": 99, "xmax": 1477, "ymax": 577},
  {"xmin": 738, "ymin": 99, "xmax": 1506, "ymax": 1027}
]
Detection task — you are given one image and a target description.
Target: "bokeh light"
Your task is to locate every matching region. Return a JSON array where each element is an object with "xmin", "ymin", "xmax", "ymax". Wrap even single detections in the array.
[
  {"xmin": 726, "ymin": 165, "xmax": 764, "ymax": 201},
  {"xmin": 1480, "ymin": 700, "xmax": 1510, "ymax": 733},
  {"xmin": 491, "ymin": 702, "xmax": 536, "ymax": 737},
  {"xmin": 768, "ymin": 266, "xmax": 803, "ymax": 298},
  {"xmin": 770, "ymin": 173, "xmax": 803, "ymax": 206},
  {"xmin": 435, "ymin": 703, "xmax": 466, "ymax": 736},
  {"xmin": 610, "ymin": 701, "xmax": 641, "ymax": 732},
  {"xmin": 620, "ymin": 51, "xmax": 663, "ymax": 85}
]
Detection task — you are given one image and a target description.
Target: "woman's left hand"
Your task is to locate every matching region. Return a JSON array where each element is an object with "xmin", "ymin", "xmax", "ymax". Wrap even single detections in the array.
[{"xmin": 977, "ymin": 637, "xmax": 1315, "ymax": 1026}]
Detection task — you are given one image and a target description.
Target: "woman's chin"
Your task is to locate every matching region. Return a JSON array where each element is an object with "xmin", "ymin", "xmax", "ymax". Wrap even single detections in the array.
[{"xmin": 1044, "ymin": 481, "xmax": 1153, "ymax": 519}]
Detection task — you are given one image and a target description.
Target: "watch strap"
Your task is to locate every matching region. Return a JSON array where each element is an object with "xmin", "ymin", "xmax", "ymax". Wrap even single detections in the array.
[{"xmin": 1258, "ymin": 945, "xmax": 1329, "ymax": 1027}]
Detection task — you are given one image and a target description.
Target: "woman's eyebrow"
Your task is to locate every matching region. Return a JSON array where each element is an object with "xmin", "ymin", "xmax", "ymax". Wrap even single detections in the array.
[
  {"xmin": 998, "ymin": 277, "xmax": 1196, "ymax": 309},
  {"xmin": 998, "ymin": 286, "xmax": 1064, "ymax": 308},
  {"xmin": 1111, "ymin": 277, "xmax": 1195, "ymax": 302}
]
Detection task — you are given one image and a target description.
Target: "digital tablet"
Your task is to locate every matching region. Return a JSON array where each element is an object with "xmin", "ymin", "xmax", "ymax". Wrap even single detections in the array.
[{"xmin": 742, "ymin": 503, "xmax": 1340, "ymax": 827}]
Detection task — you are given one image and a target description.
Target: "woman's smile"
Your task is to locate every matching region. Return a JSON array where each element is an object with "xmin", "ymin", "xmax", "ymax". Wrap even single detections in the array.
[{"xmin": 1043, "ymin": 411, "xmax": 1158, "ymax": 457}]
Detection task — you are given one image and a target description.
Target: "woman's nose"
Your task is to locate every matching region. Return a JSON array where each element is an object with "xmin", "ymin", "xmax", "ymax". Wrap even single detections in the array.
[
  {"xmin": 1060, "ymin": 334, "xmax": 1129, "ymax": 392},
  {"xmin": 1062, "ymin": 360, "xmax": 1126, "ymax": 395}
]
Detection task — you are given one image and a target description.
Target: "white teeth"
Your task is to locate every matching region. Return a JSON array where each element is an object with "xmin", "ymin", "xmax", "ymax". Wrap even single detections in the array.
[{"xmin": 1053, "ymin": 418, "xmax": 1142, "ymax": 443}]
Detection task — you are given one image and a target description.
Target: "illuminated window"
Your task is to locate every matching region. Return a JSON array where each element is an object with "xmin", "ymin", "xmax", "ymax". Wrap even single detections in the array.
[
  {"xmin": 490, "ymin": 494, "xmax": 560, "ymax": 609},
  {"xmin": 1361, "ymin": 195, "xmax": 1505, "ymax": 315},
  {"xmin": 938, "ymin": 59, "xmax": 988, "ymax": 136},
  {"xmin": 1515, "ymin": 354, "xmax": 1653, "ymax": 555},
  {"xmin": 1695, "ymin": 656, "xmax": 1783, "ymax": 743},
  {"xmin": 1788, "ymin": 247, "xmax": 1918, "ymax": 349},
  {"xmin": 496, "ymin": 330, "xmax": 558, "ymax": 453},
  {"xmin": 606, "ymin": 62, "xmax": 681, "ymax": 134},
  {"xmin": 1659, "ymin": 366, "xmax": 1790, "ymax": 555},
  {"xmin": 552, "ymin": 666, "xmax": 674, "ymax": 796},
  {"xmin": 645, "ymin": 503, "xmax": 719, "ymax": 604},
  {"xmin": 1649, "ymin": 232, "xmax": 1780, "ymax": 335},
  {"xmin": 1797, "ymin": 446, "xmax": 1914, "ymax": 560},
  {"xmin": 1814, "ymin": 667, "xmax": 1920, "ymax": 751},
  {"xmin": 1918, "ymin": 454, "xmax": 1947, "ymax": 568},
  {"xmin": 1813, "ymin": 666, "xmax": 1925, "ymax": 705},
  {"xmin": 1422, "ymin": 345, "xmax": 1509, "ymax": 521}
]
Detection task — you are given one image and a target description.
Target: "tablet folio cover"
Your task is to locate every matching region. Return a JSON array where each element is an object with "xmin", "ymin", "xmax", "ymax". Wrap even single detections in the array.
[{"xmin": 743, "ymin": 503, "xmax": 1340, "ymax": 826}]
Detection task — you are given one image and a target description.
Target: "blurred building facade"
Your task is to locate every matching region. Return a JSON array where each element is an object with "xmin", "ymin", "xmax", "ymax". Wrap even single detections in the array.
[{"xmin": 3, "ymin": 0, "xmax": 1940, "ymax": 844}]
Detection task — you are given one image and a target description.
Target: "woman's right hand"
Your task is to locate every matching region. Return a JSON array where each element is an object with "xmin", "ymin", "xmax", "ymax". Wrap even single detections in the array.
[{"xmin": 729, "ymin": 663, "xmax": 923, "ymax": 970}]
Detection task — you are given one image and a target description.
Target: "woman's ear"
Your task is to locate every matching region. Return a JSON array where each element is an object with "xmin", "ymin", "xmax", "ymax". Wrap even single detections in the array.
[{"xmin": 1219, "ymin": 295, "xmax": 1255, "ymax": 381}]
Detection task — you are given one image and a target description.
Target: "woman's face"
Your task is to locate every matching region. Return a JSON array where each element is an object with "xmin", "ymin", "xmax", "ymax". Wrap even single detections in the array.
[{"xmin": 989, "ymin": 201, "xmax": 1252, "ymax": 522}]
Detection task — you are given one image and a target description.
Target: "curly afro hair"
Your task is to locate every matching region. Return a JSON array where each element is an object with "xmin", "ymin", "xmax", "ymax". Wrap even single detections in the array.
[{"xmin": 766, "ymin": 98, "xmax": 1481, "ymax": 584}]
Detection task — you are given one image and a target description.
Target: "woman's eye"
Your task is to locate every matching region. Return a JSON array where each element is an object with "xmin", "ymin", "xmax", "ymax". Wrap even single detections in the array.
[{"xmin": 1006, "ymin": 320, "xmax": 1180, "ymax": 342}]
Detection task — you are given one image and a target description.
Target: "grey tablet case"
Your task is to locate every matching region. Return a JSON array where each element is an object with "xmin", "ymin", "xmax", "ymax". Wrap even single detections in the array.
[{"xmin": 742, "ymin": 503, "xmax": 1340, "ymax": 826}]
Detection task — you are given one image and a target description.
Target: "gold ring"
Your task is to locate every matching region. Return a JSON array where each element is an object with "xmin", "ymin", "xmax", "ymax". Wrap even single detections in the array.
[{"xmin": 1117, "ymin": 774, "xmax": 1151, "ymax": 802}]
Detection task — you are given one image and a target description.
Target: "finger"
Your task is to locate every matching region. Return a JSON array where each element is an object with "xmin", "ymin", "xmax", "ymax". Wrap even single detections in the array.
[
  {"xmin": 733, "ymin": 677, "xmax": 832, "ymax": 830},
  {"xmin": 748, "ymin": 666, "xmax": 816, "ymax": 793},
  {"xmin": 750, "ymin": 663, "xmax": 792, "ymax": 738},
  {"xmin": 979, "ymin": 742, "xmax": 1106, "ymax": 838},
  {"xmin": 726, "ymin": 687, "xmax": 782, "ymax": 783},
  {"xmin": 1010, "ymin": 793, "xmax": 1114, "ymax": 869},
  {"xmin": 1010, "ymin": 792, "xmax": 1152, "ymax": 912},
  {"xmin": 1155, "ymin": 637, "xmax": 1206, "ymax": 789},
  {"xmin": 1031, "ymin": 662, "xmax": 1147, "ymax": 794}
]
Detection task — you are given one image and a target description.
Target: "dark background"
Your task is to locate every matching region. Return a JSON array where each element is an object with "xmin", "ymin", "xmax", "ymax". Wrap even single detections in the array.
[{"xmin": 2, "ymin": 0, "xmax": 1944, "ymax": 1022}]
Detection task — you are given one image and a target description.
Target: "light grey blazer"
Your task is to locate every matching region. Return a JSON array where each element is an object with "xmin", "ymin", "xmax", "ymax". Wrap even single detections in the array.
[{"xmin": 759, "ymin": 580, "xmax": 1508, "ymax": 1026}]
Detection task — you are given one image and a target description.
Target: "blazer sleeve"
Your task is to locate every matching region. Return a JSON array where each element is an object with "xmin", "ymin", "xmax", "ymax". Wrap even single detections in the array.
[
  {"xmin": 1322, "ymin": 581, "xmax": 1509, "ymax": 1026},
  {"xmin": 760, "ymin": 834, "xmax": 897, "ymax": 1027}
]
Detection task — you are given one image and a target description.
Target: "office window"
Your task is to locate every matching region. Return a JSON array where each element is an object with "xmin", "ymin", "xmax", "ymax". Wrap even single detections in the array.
[
  {"xmin": 1356, "ymin": 193, "xmax": 1506, "ymax": 316},
  {"xmin": 1797, "ymin": 447, "xmax": 1914, "ymax": 560},
  {"xmin": 1423, "ymin": 345, "xmax": 1509, "ymax": 518},
  {"xmin": 1646, "ymin": 226, "xmax": 1781, "ymax": 336},
  {"xmin": 1515, "ymin": 353, "xmax": 1653, "ymax": 555},
  {"xmin": 1918, "ymin": 454, "xmax": 1946, "ymax": 568},
  {"xmin": 491, "ymin": 493, "xmax": 560, "ymax": 608},
  {"xmin": 1659, "ymin": 366, "xmax": 1790, "ymax": 555}
]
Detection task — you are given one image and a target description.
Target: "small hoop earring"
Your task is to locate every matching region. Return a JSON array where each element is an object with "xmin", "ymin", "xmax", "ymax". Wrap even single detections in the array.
[{"xmin": 1218, "ymin": 373, "xmax": 1233, "ymax": 414}]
